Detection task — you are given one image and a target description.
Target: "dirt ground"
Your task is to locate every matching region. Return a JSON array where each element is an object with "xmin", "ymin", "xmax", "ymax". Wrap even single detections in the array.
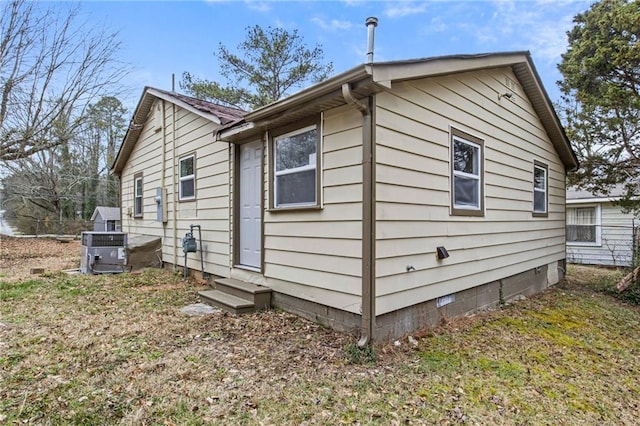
[{"xmin": 0, "ymin": 236, "xmax": 81, "ymax": 281}]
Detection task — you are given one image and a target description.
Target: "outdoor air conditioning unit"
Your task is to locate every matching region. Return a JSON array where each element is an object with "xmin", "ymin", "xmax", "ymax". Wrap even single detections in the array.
[{"xmin": 80, "ymin": 231, "xmax": 128, "ymax": 274}]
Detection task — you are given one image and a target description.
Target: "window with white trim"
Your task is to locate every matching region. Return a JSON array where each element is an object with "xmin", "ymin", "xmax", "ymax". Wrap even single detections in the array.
[
  {"xmin": 451, "ymin": 129, "xmax": 484, "ymax": 216},
  {"xmin": 567, "ymin": 206, "xmax": 600, "ymax": 244},
  {"xmin": 533, "ymin": 162, "xmax": 548, "ymax": 216},
  {"xmin": 179, "ymin": 154, "xmax": 195, "ymax": 201},
  {"xmin": 273, "ymin": 125, "xmax": 318, "ymax": 208},
  {"xmin": 134, "ymin": 173, "xmax": 143, "ymax": 218}
]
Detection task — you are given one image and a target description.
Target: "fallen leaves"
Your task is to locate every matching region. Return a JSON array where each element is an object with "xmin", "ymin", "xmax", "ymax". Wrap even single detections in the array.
[
  {"xmin": 1, "ymin": 241, "xmax": 640, "ymax": 424},
  {"xmin": 0, "ymin": 236, "xmax": 80, "ymax": 281}
]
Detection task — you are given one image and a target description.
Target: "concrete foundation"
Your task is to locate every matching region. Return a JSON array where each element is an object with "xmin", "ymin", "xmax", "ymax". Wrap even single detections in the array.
[
  {"xmin": 271, "ymin": 292, "xmax": 361, "ymax": 336},
  {"xmin": 271, "ymin": 261, "xmax": 565, "ymax": 344},
  {"xmin": 179, "ymin": 259, "xmax": 565, "ymax": 344}
]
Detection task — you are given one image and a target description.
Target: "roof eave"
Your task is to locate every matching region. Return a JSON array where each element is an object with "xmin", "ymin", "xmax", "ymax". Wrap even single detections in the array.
[
  {"xmin": 111, "ymin": 87, "xmax": 233, "ymax": 175},
  {"xmin": 112, "ymin": 87, "xmax": 154, "ymax": 176},
  {"xmin": 369, "ymin": 51, "xmax": 530, "ymax": 82},
  {"xmin": 219, "ymin": 52, "xmax": 578, "ymax": 171},
  {"xmin": 511, "ymin": 57, "xmax": 579, "ymax": 171},
  {"xmin": 370, "ymin": 52, "xmax": 578, "ymax": 171},
  {"xmin": 215, "ymin": 121, "xmax": 256, "ymax": 142},
  {"xmin": 567, "ymin": 197, "xmax": 622, "ymax": 204},
  {"xmin": 146, "ymin": 88, "xmax": 224, "ymax": 125},
  {"xmin": 216, "ymin": 65, "xmax": 374, "ymax": 142},
  {"xmin": 244, "ymin": 65, "xmax": 371, "ymax": 122}
]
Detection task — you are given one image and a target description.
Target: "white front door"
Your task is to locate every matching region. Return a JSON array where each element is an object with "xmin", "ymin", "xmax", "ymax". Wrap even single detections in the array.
[{"xmin": 239, "ymin": 140, "xmax": 262, "ymax": 269}]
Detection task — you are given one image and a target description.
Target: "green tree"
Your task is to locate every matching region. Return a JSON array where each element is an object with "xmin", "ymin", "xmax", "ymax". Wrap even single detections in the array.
[
  {"xmin": 558, "ymin": 0, "xmax": 640, "ymax": 212},
  {"xmin": 181, "ymin": 25, "xmax": 333, "ymax": 110},
  {"xmin": 82, "ymin": 96, "xmax": 127, "ymax": 210}
]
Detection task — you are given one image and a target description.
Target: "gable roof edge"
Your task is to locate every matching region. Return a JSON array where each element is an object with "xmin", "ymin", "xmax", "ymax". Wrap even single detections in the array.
[
  {"xmin": 91, "ymin": 206, "xmax": 121, "ymax": 221},
  {"xmin": 217, "ymin": 52, "xmax": 578, "ymax": 171},
  {"xmin": 368, "ymin": 52, "xmax": 578, "ymax": 171},
  {"xmin": 512, "ymin": 56, "xmax": 578, "ymax": 171},
  {"xmin": 112, "ymin": 87, "xmax": 244, "ymax": 175}
]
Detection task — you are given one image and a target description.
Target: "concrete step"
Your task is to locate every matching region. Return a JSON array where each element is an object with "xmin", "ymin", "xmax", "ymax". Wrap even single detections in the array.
[
  {"xmin": 198, "ymin": 290, "xmax": 255, "ymax": 315},
  {"xmin": 214, "ymin": 278, "xmax": 271, "ymax": 309}
]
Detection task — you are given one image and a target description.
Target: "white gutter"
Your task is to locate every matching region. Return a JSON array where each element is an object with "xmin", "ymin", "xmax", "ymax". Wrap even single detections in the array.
[
  {"xmin": 215, "ymin": 122, "xmax": 256, "ymax": 142},
  {"xmin": 243, "ymin": 66, "xmax": 370, "ymax": 122},
  {"xmin": 567, "ymin": 197, "xmax": 623, "ymax": 204}
]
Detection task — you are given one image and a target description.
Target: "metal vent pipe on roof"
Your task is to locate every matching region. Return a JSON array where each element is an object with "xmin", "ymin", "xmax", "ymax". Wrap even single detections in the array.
[{"xmin": 365, "ymin": 17, "xmax": 378, "ymax": 64}]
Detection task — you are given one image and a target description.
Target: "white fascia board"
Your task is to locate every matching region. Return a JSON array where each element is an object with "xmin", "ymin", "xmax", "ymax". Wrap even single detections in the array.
[{"xmin": 567, "ymin": 197, "xmax": 622, "ymax": 204}]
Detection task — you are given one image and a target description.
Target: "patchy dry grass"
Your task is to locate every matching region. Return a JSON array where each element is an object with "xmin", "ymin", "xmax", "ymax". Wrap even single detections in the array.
[{"xmin": 1, "ymin": 250, "xmax": 639, "ymax": 424}]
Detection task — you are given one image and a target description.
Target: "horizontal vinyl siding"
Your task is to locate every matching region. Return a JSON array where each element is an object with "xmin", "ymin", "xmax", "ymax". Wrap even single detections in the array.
[
  {"xmin": 374, "ymin": 68, "xmax": 567, "ymax": 315},
  {"xmin": 262, "ymin": 105, "xmax": 364, "ymax": 313},
  {"xmin": 121, "ymin": 100, "xmax": 231, "ymax": 277},
  {"xmin": 121, "ymin": 104, "xmax": 164, "ymax": 238},
  {"xmin": 567, "ymin": 202, "xmax": 637, "ymax": 267}
]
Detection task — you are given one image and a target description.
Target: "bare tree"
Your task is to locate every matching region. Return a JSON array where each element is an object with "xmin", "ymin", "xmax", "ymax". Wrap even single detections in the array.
[
  {"xmin": 0, "ymin": 0, "xmax": 128, "ymax": 161},
  {"xmin": 1, "ymin": 148, "xmax": 88, "ymax": 234},
  {"xmin": 1, "ymin": 95, "xmax": 128, "ymax": 234}
]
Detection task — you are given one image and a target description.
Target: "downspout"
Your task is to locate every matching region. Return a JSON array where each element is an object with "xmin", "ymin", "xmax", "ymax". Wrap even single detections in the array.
[
  {"xmin": 120, "ymin": 176, "xmax": 124, "ymax": 230},
  {"xmin": 161, "ymin": 101, "xmax": 166, "ymax": 196},
  {"xmin": 356, "ymin": 16, "xmax": 379, "ymax": 347},
  {"xmin": 213, "ymin": 127, "xmax": 234, "ymax": 273},
  {"xmin": 229, "ymin": 140, "xmax": 233, "ymax": 271},
  {"xmin": 344, "ymin": 16, "xmax": 379, "ymax": 348},
  {"xmin": 342, "ymin": 83, "xmax": 375, "ymax": 347},
  {"xmin": 172, "ymin": 102, "xmax": 178, "ymax": 271},
  {"xmin": 161, "ymin": 101, "xmax": 167, "ymax": 246}
]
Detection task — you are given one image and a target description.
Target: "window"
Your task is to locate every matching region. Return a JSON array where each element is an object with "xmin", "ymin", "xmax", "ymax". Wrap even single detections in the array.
[
  {"xmin": 105, "ymin": 220, "xmax": 121, "ymax": 231},
  {"xmin": 533, "ymin": 162, "xmax": 548, "ymax": 216},
  {"xmin": 451, "ymin": 128, "xmax": 484, "ymax": 216},
  {"xmin": 272, "ymin": 124, "xmax": 319, "ymax": 208},
  {"xmin": 567, "ymin": 206, "xmax": 600, "ymax": 245},
  {"xmin": 179, "ymin": 154, "xmax": 196, "ymax": 201},
  {"xmin": 134, "ymin": 173, "xmax": 143, "ymax": 218}
]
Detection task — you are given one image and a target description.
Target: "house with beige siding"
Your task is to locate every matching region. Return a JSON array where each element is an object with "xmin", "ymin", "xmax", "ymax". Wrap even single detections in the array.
[
  {"xmin": 112, "ymin": 51, "xmax": 578, "ymax": 343},
  {"xmin": 567, "ymin": 187, "xmax": 638, "ymax": 267}
]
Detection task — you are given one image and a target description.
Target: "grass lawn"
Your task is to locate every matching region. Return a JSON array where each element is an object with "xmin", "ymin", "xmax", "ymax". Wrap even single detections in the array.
[{"xmin": 1, "ymin": 263, "xmax": 639, "ymax": 425}]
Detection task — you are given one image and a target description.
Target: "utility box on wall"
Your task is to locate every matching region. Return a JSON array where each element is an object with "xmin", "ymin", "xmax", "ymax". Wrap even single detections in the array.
[{"xmin": 155, "ymin": 187, "xmax": 168, "ymax": 223}]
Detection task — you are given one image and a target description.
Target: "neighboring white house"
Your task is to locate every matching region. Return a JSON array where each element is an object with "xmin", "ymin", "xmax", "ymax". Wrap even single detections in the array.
[
  {"xmin": 91, "ymin": 206, "xmax": 122, "ymax": 232},
  {"xmin": 566, "ymin": 187, "xmax": 638, "ymax": 267},
  {"xmin": 112, "ymin": 51, "xmax": 578, "ymax": 342}
]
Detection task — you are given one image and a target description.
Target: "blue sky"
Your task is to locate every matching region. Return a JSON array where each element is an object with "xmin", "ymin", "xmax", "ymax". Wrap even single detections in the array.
[{"xmin": 75, "ymin": 0, "xmax": 593, "ymax": 110}]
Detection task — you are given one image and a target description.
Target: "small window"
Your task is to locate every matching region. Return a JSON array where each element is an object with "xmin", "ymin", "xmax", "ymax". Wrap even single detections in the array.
[
  {"xmin": 134, "ymin": 173, "xmax": 143, "ymax": 218},
  {"xmin": 533, "ymin": 162, "xmax": 548, "ymax": 216},
  {"xmin": 451, "ymin": 128, "xmax": 484, "ymax": 216},
  {"xmin": 179, "ymin": 154, "xmax": 196, "ymax": 201},
  {"xmin": 273, "ymin": 124, "xmax": 319, "ymax": 208},
  {"xmin": 567, "ymin": 206, "xmax": 600, "ymax": 245}
]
